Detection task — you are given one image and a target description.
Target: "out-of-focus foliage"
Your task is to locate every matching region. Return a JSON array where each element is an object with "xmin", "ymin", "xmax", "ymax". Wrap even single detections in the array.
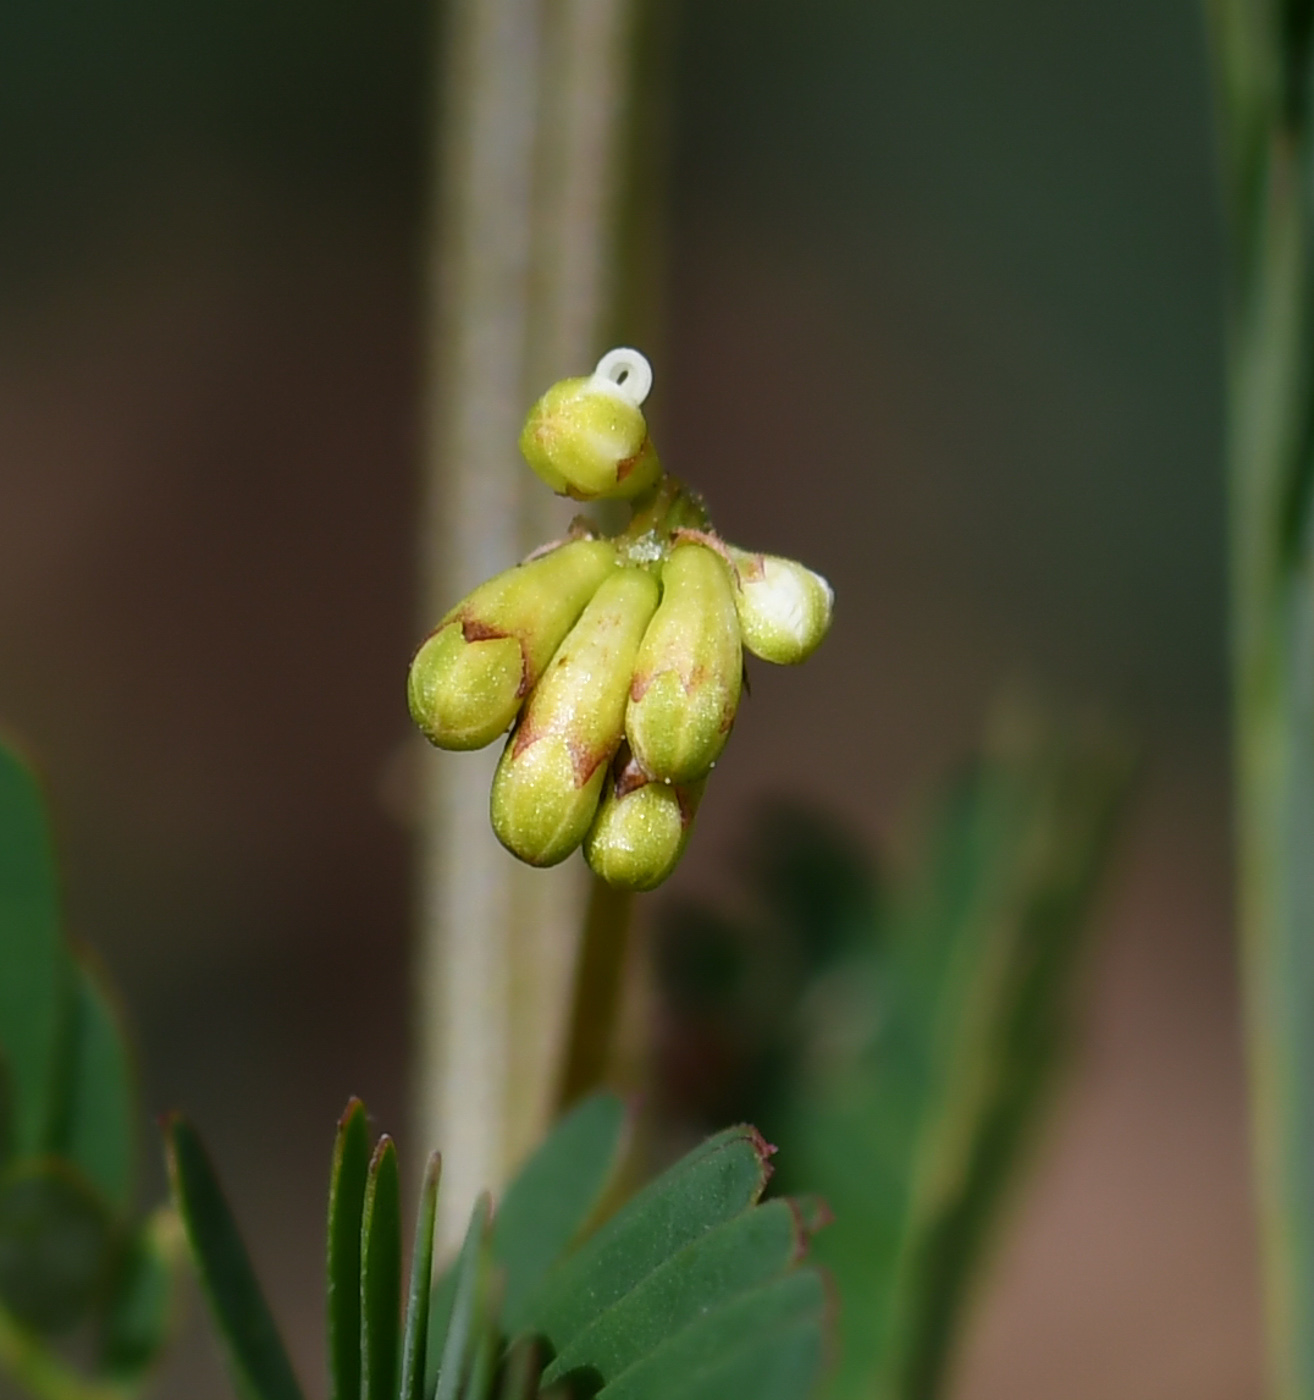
[
  {"xmin": 1209, "ymin": 3, "xmax": 1314, "ymax": 1396},
  {"xmin": 0, "ymin": 738, "xmax": 179, "ymax": 1396},
  {"xmin": 654, "ymin": 711, "xmax": 1130, "ymax": 1399},
  {"xmin": 168, "ymin": 1091, "xmax": 830, "ymax": 1400}
]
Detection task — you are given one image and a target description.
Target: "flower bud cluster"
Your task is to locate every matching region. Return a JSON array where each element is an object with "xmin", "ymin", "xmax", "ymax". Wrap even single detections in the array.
[{"xmin": 409, "ymin": 349, "xmax": 833, "ymax": 890}]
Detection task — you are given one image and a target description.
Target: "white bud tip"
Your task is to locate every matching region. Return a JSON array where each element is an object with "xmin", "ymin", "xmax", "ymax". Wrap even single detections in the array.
[{"xmin": 592, "ymin": 347, "xmax": 653, "ymax": 407}]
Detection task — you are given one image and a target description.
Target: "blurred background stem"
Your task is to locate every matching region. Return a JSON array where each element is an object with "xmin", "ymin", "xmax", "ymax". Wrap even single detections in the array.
[
  {"xmin": 415, "ymin": 0, "xmax": 663, "ymax": 1250},
  {"xmin": 1210, "ymin": 2, "xmax": 1314, "ymax": 1394}
]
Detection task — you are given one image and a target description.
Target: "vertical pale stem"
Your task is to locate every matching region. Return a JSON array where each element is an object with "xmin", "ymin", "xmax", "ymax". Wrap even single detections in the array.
[{"xmin": 417, "ymin": 0, "xmax": 641, "ymax": 1251}]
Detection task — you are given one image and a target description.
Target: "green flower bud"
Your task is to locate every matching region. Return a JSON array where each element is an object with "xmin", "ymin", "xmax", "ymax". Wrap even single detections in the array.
[
  {"xmin": 491, "ymin": 567, "xmax": 661, "ymax": 866},
  {"xmin": 409, "ymin": 538, "xmax": 617, "ymax": 750},
  {"xmin": 626, "ymin": 542, "xmax": 742, "ymax": 783},
  {"xmin": 518, "ymin": 349, "xmax": 662, "ymax": 502},
  {"xmin": 726, "ymin": 546, "xmax": 834, "ymax": 665},
  {"xmin": 584, "ymin": 752, "xmax": 704, "ymax": 891}
]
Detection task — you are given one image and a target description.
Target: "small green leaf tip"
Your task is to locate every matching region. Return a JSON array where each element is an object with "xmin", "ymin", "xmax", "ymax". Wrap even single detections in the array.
[
  {"xmin": 726, "ymin": 547, "xmax": 834, "ymax": 665},
  {"xmin": 519, "ymin": 349, "xmax": 662, "ymax": 502},
  {"xmin": 492, "ymin": 568, "xmax": 661, "ymax": 866},
  {"xmin": 585, "ymin": 750, "xmax": 704, "ymax": 891},
  {"xmin": 627, "ymin": 542, "xmax": 742, "ymax": 784},
  {"xmin": 409, "ymin": 538, "xmax": 617, "ymax": 750}
]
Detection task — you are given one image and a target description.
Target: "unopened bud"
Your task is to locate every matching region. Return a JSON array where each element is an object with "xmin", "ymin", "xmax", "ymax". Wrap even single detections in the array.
[
  {"xmin": 519, "ymin": 349, "xmax": 662, "ymax": 502},
  {"xmin": 491, "ymin": 568, "xmax": 660, "ymax": 866},
  {"xmin": 409, "ymin": 538, "xmax": 617, "ymax": 750},
  {"xmin": 584, "ymin": 752, "xmax": 704, "ymax": 891},
  {"xmin": 627, "ymin": 543, "xmax": 741, "ymax": 783},
  {"xmin": 726, "ymin": 547, "xmax": 834, "ymax": 665}
]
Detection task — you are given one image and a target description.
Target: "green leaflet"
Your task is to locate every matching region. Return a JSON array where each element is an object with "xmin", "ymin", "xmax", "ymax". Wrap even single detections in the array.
[
  {"xmin": 517, "ymin": 1123, "xmax": 775, "ymax": 1353},
  {"xmin": 0, "ymin": 743, "xmax": 70, "ymax": 1160},
  {"xmin": 432, "ymin": 1194, "xmax": 491, "ymax": 1400},
  {"xmin": 495, "ymin": 1092, "xmax": 628, "ymax": 1332},
  {"xmin": 327, "ymin": 1100, "xmax": 371, "ymax": 1400},
  {"xmin": 54, "ymin": 956, "xmax": 135, "ymax": 1214},
  {"xmin": 398, "ymin": 1152, "xmax": 439, "ymax": 1400},
  {"xmin": 166, "ymin": 1116, "xmax": 306, "ymax": 1400},
  {"xmin": 360, "ymin": 1138, "xmax": 401, "ymax": 1400},
  {"xmin": 595, "ymin": 1269, "xmax": 827, "ymax": 1400},
  {"xmin": 99, "ymin": 1206, "xmax": 180, "ymax": 1380},
  {"xmin": 542, "ymin": 1197, "xmax": 808, "ymax": 1386}
]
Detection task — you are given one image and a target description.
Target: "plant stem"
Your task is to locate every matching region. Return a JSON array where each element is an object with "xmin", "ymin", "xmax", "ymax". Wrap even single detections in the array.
[
  {"xmin": 416, "ymin": 0, "xmax": 650, "ymax": 1250},
  {"xmin": 1209, "ymin": 3, "xmax": 1314, "ymax": 1395},
  {"xmin": 0, "ymin": 1309, "xmax": 131, "ymax": 1400},
  {"xmin": 556, "ymin": 877, "xmax": 636, "ymax": 1109}
]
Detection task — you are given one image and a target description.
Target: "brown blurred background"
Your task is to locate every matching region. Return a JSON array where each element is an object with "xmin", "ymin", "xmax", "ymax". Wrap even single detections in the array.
[{"xmin": 0, "ymin": 0, "xmax": 1260, "ymax": 1395}]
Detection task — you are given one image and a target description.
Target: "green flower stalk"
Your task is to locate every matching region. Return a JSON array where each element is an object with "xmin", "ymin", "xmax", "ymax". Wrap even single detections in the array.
[{"xmin": 409, "ymin": 348, "xmax": 834, "ymax": 889}]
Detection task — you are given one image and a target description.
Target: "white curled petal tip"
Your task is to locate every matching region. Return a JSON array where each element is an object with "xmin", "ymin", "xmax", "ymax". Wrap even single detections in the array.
[{"xmin": 591, "ymin": 347, "xmax": 653, "ymax": 407}]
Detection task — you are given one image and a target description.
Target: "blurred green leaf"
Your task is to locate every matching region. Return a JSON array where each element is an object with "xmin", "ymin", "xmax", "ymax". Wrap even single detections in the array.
[
  {"xmin": 788, "ymin": 716, "xmax": 1129, "ymax": 1400},
  {"xmin": 54, "ymin": 956, "xmax": 135, "ymax": 1215},
  {"xmin": 398, "ymin": 1152, "xmax": 439, "ymax": 1400},
  {"xmin": 0, "ymin": 742, "xmax": 71, "ymax": 1159},
  {"xmin": 594, "ymin": 1270, "xmax": 827, "ymax": 1400},
  {"xmin": 1211, "ymin": 4, "xmax": 1314, "ymax": 1391},
  {"xmin": 178, "ymin": 1097, "xmax": 825, "ymax": 1400},
  {"xmin": 166, "ymin": 1115, "xmax": 305, "ymax": 1400},
  {"xmin": 360, "ymin": 1137, "xmax": 401, "ymax": 1400},
  {"xmin": 518, "ymin": 1124, "xmax": 775, "ymax": 1354},
  {"xmin": 328, "ymin": 1099, "xmax": 371, "ymax": 1400},
  {"xmin": 496, "ymin": 1092, "xmax": 628, "ymax": 1333},
  {"xmin": 98, "ymin": 1205, "xmax": 180, "ymax": 1379},
  {"xmin": 432, "ymin": 1193, "xmax": 490, "ymax": 1400},
  {"xmin": 542, "ymin": 1195, "xmax": 810, "ymax": 1387},
  {"xmin": 0, "ymin": 1057, "xmax": 13, "ymax": 1169},
  {"xmin": 0, "ymin": 1158, "xmax": 113, "ymax": 1334}
]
